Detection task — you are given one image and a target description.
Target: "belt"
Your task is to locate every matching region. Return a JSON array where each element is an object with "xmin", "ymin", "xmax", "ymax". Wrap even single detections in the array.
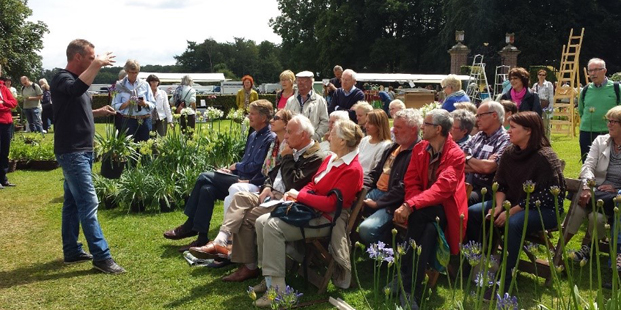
[{"xmin": 122, "ymin": 114, "xmax": 151, "ymax": 120}]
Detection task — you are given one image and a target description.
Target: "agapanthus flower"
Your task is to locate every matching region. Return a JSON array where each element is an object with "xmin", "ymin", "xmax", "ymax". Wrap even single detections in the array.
[
  {"xmin": 523, "ymin": 180, "xmax": 536, "ymax": 194},
  {"xmin": 461, "ymin": 240, "xmax": 482, "ymax": 266},
  {"xmin": 496, "ymin": 292, "xmax": 518, "ymax": 310}
]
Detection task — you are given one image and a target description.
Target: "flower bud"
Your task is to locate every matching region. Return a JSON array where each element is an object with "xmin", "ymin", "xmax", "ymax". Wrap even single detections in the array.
[
  {"xmin": 556, "ymin": 265, "xmax": 565, "ymax": 272},
  {"xmin": 597, "ymin": 199, "xmax": 604, "ymax": 208},
  {"xmin": 355, "ymin": 241, "xmax": 366, "ymax": 251},
  {"xmin": 417, "ymin": 246, "xmax": 422, "ymax": 255},
  {"xmin": 550, "ymin": 186, "xmax": 561, "ymax": 196},
  {"xmin": 606, "ymin": 223, "xmax": 611, "ymax": 230},
  {"xmin": 523, "ymin": 180, "xmax": 535, "ymax": 194},
  {"xmin": 392, "ymin": 228, "xmax": 398, "ymax": 236},
  {"xmin": 503, "ymin": 200, "xmax": 511, "ymax": 210},
  {"xmin": 587, "ymin": 178, "xmax": 597, "ymax": 188},
  {"xmin": 492, "ymin": 182, "xmax": 499, "ymax": 192},
  {"xmin": 481, "ymin": 187, "xmax": 488, "ymax": 195},
  {"xmin": 580, "ymin": 259, "xmax": 587, "ymax": 267},
  {"xmin": 535, "ymin": 200, "xmax": 541, "ymax": 208},
  {"xmin": 616, "ymin": 207, "xmax": 620, "ymax": 214},
  {"xmin": 384, "ymin": 287, "xmax": 391, "ymax": 297}
]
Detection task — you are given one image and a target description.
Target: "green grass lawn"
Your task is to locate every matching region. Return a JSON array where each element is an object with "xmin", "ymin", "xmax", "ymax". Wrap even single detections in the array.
[{"xmin": 0, "ymin": 126, "xmax": 613, "ymax": 309}]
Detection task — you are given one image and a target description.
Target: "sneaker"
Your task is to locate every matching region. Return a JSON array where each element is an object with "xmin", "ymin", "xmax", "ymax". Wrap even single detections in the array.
[
  {"xmin": 64, "ymin": 252, "xmax": 93, "ymax": 264},
  {"xmin": 93, "ymin": 258, "xmax": 126, "ymax": 274},
  {"xmin": 571, "ymin": 245, "xmax": 591, "ymax": 262}
]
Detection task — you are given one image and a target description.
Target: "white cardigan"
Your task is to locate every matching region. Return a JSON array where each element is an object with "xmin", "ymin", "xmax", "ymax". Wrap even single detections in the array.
[{"xmin": 580, "ymin": 134, "xmax": 612, "ymax": 186}]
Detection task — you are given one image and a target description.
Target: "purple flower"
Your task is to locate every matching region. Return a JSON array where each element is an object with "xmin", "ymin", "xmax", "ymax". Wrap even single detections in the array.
[
  {"xmin": 461, "ymin": 240, "xmax": 482, "ymax": 266},
  {"xmin": 475, "ymin": 271, "xmax": 495, "ymax": 288},
  {"xmin": 496, "ymin": 292, "xmax": 518, "ymax": 310}
]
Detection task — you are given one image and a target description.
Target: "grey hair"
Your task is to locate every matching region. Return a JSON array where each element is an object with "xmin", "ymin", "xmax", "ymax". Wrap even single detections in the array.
[
  {"xmin": 343, "ymin": 69, "xmax": 357, "ymax": 81},
  {"xmin": 123, "ymin": 59, "xmax": 140, "ymax": 72},
  {"xmin": 180, "ymin": 75, "xmax": 193, "ymax": 86},
  {"xmin": 451, "ymin": 109, "xmax": 476, "ymax": 133},
  {"xmin": 588, "ymin": 58, "xmax": 606, "ymax": 69},
  {"xmin": 389, "ymin": 99, "xmax": 406, "ymax": 110},
  {"xmin": 352, "ymin": 101, "xmax": 373, "ymax": 113},
  {"xmin": 394, "ymin": 108, "xmax": 423, "ymax": 129},
  {"xmin": 482, "ymin": 100, "xmax": 505, "ymax": 125},
  {"xmin": 441, "ymin": 74, "xmax": 462, "ymax": 90},
  {"xmin": 334, "ymin": 119, "xmax": 364, "ymax": 150},
  {"xmin": 427, "ymin": 109, "xmax": 453, "ymax": 137},
  {"xmin": 330, "ymin": 110, "xmax": 350, "ymax": 121},
  {"xmin": 290, "ymin": 114, "xmax": 315, "ymax": 139}
]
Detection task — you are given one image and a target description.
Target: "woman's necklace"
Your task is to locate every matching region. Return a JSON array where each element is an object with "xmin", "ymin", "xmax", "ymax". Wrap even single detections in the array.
[{"xmin": 614, "ymin": 140, "xmax": 621, "ymax": 152}]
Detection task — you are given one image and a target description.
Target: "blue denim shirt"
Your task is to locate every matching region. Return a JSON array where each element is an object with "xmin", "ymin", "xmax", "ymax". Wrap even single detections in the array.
[
  {"xmin": 235, "ymin": 125, "xmax": 276, "ymax": 179},
  {"xmin": 112, "ymin": 77, "xmax": 155, "ymax": 116}
]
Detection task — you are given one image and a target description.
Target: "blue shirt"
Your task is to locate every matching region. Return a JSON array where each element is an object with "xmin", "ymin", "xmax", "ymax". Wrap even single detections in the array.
[
  {"xmin": 465, "ymin": 126, "xmax": 510, "ymax": 188},
  {"xmin": 112, "ymin": 77, "xmax": 155, "ymax": 116},
  {"xmin": 235, "ymin": 125, "xmax": 276, "ymax": 179}
]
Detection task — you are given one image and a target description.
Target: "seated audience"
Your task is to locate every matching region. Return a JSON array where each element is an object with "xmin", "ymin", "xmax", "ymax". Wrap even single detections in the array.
[
  {"xmin": 283, "ymin": 71, "xmax": 329, "ymax": 141},
  {"xmin": 222, "ymin": 109, "xmax": 293, "ymax": 214},
  {"xmin": 391, "ymin": 109, "xmax": 468, "ymax": 309},
  {"xmin": 441, "ymin": 74, "xmax": 470, "ymax": 112},
  {"xmin": 189, "ymin": 115, "xmax": 326, "ymax": 281},
  {"xmin": 358, "ymin": 108, "xmax": 422, "ymax": 244},
  {"xmin": 320, "ymin": 110, "xmax": 349, "ymax": 152},
  {"xmin": 163, "ymin": 100, "xmax": 276, "ymax": 252},
  {"xmin": 464, "ymin": 101, "xmax": 511, "ymax": 204},
  {"xmin": 567, "ymin": 106, "xmax": 621, "ymax": 265},
  {"xmin": 252, "ymin": 119, "xmax": 364, "ymax": 307},
  {"xmin": 450, "ymin": 109, "xmax": 476, "ymax": 151},
  {"xmin": 467, "ymin": 111, "xmax": 565, "ymax": 298},
  {"xmin": 358, "ymin": 109, "xmax": 392, "ymax": 174}
]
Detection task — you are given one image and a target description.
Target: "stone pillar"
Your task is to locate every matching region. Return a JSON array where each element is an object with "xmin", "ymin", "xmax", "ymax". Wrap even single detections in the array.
[
  {"xmin": 499, "ymin": 44, "xmax": 521, "ymax": 68},
  {"xmin": 448, "ymin": 43, "xmax": 470, "ymax": 75}
]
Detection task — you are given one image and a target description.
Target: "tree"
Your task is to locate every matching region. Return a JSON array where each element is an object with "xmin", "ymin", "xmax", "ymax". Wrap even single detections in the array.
[{"xmin": 0, "ymin": 0, "xmax": 48, "ymax": 79}]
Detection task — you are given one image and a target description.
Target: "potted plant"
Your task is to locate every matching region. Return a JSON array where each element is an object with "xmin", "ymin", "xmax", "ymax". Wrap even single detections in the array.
[
  {"xmin": 94, "ymin": 125, "xmax": 137, "ymax": 179},
  {"xmin": 93, "ymin": 174, "xmax": 119, "ymax": 209}
]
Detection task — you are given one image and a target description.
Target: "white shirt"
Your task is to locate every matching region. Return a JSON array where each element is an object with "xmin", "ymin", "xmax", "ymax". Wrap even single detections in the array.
[
  {"xmin": 358, "ymin": 136, "xmax": 391, "ymax": 174},
  {"xmin": 314, "ymin": 149, "xmax": 358, "ymax": 184},
  {"xmin": 153, "ymin": 89, "xmax": 173, "ymax": 123}
]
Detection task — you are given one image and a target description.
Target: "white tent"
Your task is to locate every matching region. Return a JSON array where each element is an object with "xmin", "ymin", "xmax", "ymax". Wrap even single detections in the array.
[
  {"xmin": 137, "ymin": 72, "xmax": 226, "ymax": 84},
  {"xmin": 355, "ymin": 73, "xmax": 470, "ymax": 85}
]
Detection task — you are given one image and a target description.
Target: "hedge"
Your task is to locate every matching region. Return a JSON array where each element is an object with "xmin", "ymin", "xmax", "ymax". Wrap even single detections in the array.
[{"xmin": 92, "ymin": 94, "xmax": 276, "ymax": 123}]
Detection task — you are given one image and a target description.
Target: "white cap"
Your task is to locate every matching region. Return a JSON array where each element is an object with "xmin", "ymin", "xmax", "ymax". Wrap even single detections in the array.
[{"xmin": 296, "ymin": 71, "xmax": 314, "ymax": 78}]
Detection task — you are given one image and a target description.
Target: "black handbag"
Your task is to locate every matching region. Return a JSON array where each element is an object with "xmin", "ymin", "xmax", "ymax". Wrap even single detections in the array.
[{"xmin": 270, "ymin": 189, "xmax": 344, "ymax": 236}]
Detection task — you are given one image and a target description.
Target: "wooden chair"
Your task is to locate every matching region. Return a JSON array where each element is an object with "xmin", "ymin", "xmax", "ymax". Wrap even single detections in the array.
[{"xmin": 290, "ymin": 188, "xmax": 367, "ymax": 293}]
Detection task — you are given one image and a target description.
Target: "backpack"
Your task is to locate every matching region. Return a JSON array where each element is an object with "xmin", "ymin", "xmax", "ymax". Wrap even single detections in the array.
[
  {"xmin": 21, "ymin": 84, "xmax": 37, "ymax": 94},
  {"xmin": 581, "ymin": 81, "xmax": 620, "ymax": 104}
]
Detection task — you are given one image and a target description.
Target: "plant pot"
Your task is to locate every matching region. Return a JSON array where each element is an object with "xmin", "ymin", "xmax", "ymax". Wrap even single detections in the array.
[
  {"xmin": 28, "ymin": 160, "xmax": 60, "ymax": 171},
  {"xmin": 130, "ymin": 201, "xmax": 146, "ymax": 213},
  {"xmin": 102, "ymin": 197, "xmax": 117, "ymax": 210},
  {"xmin": 16, "ymin": 160, "xmax": 30, "ymax": 170},
  {"xmin": 100, "ymin": 158, "xmax": 125, "ymax": 179},
  {"xmin": 159, "ymin": 198, "xmax": 175, "ymax": 213},
  {"xmin": 8, "ymin": 160, "xmax": 17, "ymax": 173}
]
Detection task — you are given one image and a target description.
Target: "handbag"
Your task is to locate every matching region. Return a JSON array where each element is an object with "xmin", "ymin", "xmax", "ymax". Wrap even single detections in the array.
[{"xmin": 270, "ymin": 189, "xmax": 343, "ymax": 237}]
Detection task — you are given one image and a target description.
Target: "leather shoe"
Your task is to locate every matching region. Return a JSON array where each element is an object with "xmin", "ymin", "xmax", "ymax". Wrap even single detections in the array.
[
  {"xmin": 178, "ymin": 240, "xmax": 204, "ymax": 253},
  {"xmin": 222, "ymin": 265, "xmax": 260, "ymax": 282},
  {"xmin": 189, "ymin": 241, "xmax": 230, "ymax": 259},
  {"xmin": 163, "ymin": 225, "xmax": 197, "ymax": 240}
]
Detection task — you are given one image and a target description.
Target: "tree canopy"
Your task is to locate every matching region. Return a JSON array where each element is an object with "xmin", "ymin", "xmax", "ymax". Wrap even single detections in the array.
[{"xmin": 0, "ymin": 0, "xmax": 48, "ymax": 79}]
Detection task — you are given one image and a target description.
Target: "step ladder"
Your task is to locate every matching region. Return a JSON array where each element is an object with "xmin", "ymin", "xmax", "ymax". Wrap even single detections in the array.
[
  {"xmin": 465, "ymin": 54, "xmax": 490, "ymax": 103},
  {"xmin": 551, "ymin": 28, "xmax": 584, "ymax": 137},
  {"xmin": 493, "ymin": 65, "xmax": 511, "ymax": 99}
]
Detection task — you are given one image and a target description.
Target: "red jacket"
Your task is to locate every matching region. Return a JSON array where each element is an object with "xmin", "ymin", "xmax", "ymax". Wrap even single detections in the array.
[
  {"xmin": 297, "ymin": 153, "xmax": 364, "ymax": 218},
  {"xmin": 0, "ymin": 81, "xmax": 17, "ymax": 124},
  {"xmin": 404, "ymin": 135, "xmax": 468, "ymax": 255}
]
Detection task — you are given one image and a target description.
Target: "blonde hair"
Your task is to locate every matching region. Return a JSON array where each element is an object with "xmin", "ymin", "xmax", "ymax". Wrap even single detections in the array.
[
  {"xmin": 123, "ymin": 59, "xmax": 140, "ymax": 72},
  {"xmin": 441, "ymin": 74, "xmax": 462, "ymax": 91},
  {"xmin": 334, "ymin": 119, "xmax": 364, "ymax": 151},
  {"xmin": 606, "ymin": 106, "xmax": 621, "ymax": 122},
  {"xmin": 39, "ymin": 78, "xmax": 50, "ymax": 91},
  {"xmin": 352, "ymin": 101, "xmax": 373, "ymax": 113},
  {"xmin": 279, "ymin": 70, "xmax": 295, "ymax": 83}
]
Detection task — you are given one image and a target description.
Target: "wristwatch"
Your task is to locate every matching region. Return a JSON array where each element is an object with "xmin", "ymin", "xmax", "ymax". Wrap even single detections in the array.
[{"xmin": 466, "ymin": 155, "xmax": 473, "ymax": 163}]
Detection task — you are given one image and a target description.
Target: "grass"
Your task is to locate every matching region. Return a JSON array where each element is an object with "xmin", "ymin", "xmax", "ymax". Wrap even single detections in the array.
[{"xmin": 0, "ymin": 125, "xmax": 613, "ymax": 309}]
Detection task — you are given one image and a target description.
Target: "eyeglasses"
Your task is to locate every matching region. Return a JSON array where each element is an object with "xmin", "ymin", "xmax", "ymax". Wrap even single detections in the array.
[
  {"xmin": 588, "ymin": 68, "xmax": 605, "ymax": 74},
  {"xmin": 272, "ymin": 115, "xmax": 282, "ymax": 121},
  {"xmin": 476, "ymin": 111, "xmax": 495, "ymax": 118},
  {"xmin": 423, "ymin": 122, "xmax": 437, "ymax": 127},
  {"xmin": 607, "ymin": 119, "xmax": 621, "ymax": 125},
  {"xmin": 538, "ymin": 73, "xmax": 546, "ymax": 76}
]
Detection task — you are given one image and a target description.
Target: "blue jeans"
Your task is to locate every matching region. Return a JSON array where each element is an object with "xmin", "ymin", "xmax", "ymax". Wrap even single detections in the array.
[
  {"xmin": 184, "ymin": 171, "xmax": 239, "ymax": 233},
  {"xmin": 56, "ymin": 152, "xmax": 111, "ymax": 261},
  {"xmin": 467, "ymin": 200, "xmax": 557, "ymax": 291},
  {"xmin": 358, "ymin": 188, "xmax": 390, "ymax": 244},
  {"xmin": 24, "ymin": 107, "xmax": 44, "ymax": 132}
]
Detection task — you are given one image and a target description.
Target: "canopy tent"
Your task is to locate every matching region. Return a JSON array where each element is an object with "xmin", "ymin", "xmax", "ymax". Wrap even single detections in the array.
[
  {"xmin": 137, "ymin": 72, "xmax": 227, "ymax": 84},
  {"xmin": 354, "ymin": 73, "xmax": 470, "ymax": 85}
]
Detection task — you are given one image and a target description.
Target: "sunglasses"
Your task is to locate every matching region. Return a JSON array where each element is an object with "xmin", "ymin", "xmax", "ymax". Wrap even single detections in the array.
[{"xmin": 272, "ymin": 115, "xmax": 282, "ymax": 121}]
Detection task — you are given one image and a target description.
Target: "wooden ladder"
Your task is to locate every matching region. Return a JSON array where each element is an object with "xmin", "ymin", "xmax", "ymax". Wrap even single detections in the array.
[{"xmin": 551, "ymin": 28, "xmax": 584, "ymax": 137}]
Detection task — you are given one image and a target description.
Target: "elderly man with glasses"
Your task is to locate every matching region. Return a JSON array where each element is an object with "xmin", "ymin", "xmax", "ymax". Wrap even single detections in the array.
[
  {"xmin": 462, "ymin": 101, "xmax": 511, "ymax": 205},
  {"xmin": 578, "ymin": 58, "xmax": 621, "ymax": 162}
]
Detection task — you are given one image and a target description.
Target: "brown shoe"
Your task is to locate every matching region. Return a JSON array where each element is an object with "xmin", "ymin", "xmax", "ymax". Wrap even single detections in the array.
[
  {"xmin": 222, "ymin": 265, "xmax": 260, "ymax": 282},
  {"xmin": 178, "ymin": 240, "xmax": 204, "ymax": 253},
  {"xmin": 189, "ymin": 242, "xmax": 230, "ymax": 259},
  {"xmin": 163, "ymin": 225, "xmax": 197, "ymax": 240}
]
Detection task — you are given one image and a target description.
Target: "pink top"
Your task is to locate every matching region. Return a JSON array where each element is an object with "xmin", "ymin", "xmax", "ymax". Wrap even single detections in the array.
[{"xmin": 277, "ymin": 94, "xmax": 291, "ymax": 110}]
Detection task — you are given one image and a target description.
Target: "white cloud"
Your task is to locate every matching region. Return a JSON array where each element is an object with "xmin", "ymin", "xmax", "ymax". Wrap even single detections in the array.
[{"xmin": 27, "ymin": 0, "xmax": 282, "ymax": 69}]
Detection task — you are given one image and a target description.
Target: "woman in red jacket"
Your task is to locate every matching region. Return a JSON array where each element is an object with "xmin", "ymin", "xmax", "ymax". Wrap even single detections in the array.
[
  {"xmin": 0, "ymin": 76, "xmax": 18, "ymax": 188},
  {"xmin": 252, "ymin": 119, "xmax": 364, "ymax": 308}
]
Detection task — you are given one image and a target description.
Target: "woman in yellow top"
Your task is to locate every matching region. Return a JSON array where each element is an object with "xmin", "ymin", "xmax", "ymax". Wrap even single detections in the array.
[{"xmin": 236, "ymin": 75, "xmax": 259, "ymax": 111}]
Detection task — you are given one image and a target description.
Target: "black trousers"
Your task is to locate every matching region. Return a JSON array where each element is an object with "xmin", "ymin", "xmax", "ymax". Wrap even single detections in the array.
[
  {"xmin": 401, "ymin": 204, "xmax": 447, "ymax": 296},
  {"xmin": 0, "ymin": 123, "xmax": 11, "ymax": 184}
]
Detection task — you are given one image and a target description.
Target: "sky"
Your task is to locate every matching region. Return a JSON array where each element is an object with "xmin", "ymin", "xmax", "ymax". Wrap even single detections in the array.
[{"xmin": 27, "ymin": 0, "xmax": 282, "ymax": 70}]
